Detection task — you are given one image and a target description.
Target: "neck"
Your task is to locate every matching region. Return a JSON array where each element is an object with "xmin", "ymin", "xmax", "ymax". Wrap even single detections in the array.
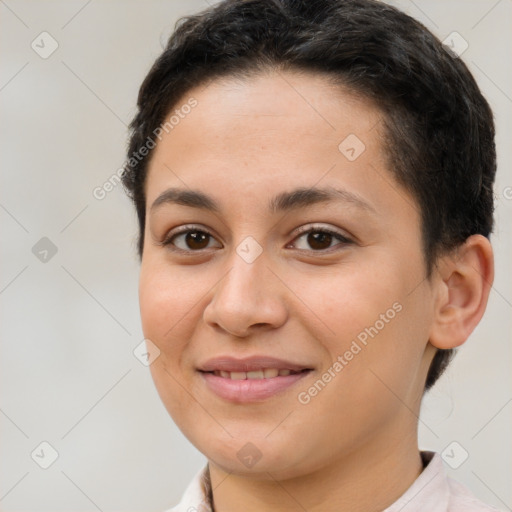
[{"xmin": 208, "ymin": 427, "xmax": 423, "ymax": 512}]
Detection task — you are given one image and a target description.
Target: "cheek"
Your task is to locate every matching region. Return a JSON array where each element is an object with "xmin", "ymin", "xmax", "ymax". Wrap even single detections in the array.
[
  {"xmin": 298, "ymin": 256, "xmax": 430, "ymax": 393},
  {"xmin": 138, "ymin": 260, "xmax": 204, "ymax": 423},
  {"xmin": 138, "ymin": 259, "xmax": 203, "ymax": 360},
  {"xmin": 291, "ymin": 261, "xmax": 406, "ymax": 343}
]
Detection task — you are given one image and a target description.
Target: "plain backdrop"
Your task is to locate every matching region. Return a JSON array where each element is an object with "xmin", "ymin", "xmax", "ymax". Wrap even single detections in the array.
[{"xmin": 1, "ymin": 1, "xmax": 511, "ymax": 511}]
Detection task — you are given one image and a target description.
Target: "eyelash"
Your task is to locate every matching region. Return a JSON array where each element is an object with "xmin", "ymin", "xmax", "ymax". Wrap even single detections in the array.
[{"xmin": 161, "ymin": 224, "xmax": 353, "ymax": 254}]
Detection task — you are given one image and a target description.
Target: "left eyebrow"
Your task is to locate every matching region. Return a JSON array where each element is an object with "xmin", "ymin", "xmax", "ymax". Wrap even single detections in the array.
[
  {"xmin": 150, "ymin": 185, "xmax": 376, "ymax": 215},
  {"xmin": 269, "ymin": 186, "xmax": 376, "ymax": 214}
]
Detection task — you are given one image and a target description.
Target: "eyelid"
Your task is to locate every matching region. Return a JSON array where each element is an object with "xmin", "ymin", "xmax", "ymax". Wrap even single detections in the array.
[
  {"xmin": 287, "ymin": 224, "xmax": 354, "ymax": 250},
  {"xmin": 292, "ymin": 223, "xmax": 352, "ymax": 239},
  {"xmin": 164, "ymin": 224, "xmax": 216, "ymax": 239},
  {"xmin": 161, "ymin": 223, "xmax": 354, "ymax": 253},
  {"xmin": 161, "ymin": 224, "xmax": 222, "ymax": 251}
]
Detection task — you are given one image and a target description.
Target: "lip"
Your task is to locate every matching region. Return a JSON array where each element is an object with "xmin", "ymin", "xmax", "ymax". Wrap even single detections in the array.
[
  {"xmin": 198, "ymin": 355, "xmax": 313, "ymax": 403},
  {"xmin": 198, "ymin": 355, "xmax": 312, "ymax": 373}
]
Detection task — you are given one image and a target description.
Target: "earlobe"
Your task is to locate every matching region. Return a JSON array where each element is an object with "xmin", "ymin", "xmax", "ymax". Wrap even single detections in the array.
[{"xmin": 429, "ymin": 235, "xmax": 494, "ymax": 350}]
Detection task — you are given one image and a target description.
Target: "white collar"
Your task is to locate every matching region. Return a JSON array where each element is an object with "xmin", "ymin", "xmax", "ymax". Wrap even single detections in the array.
[{"xmin": 167, "ymin": 451, "xmax": 500, "ymax": 512}]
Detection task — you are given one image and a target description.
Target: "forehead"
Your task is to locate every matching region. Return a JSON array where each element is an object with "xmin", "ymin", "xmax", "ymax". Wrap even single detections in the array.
[
  {"xmin": 159, "ymin": 70, "xmax": 382, "ymax": 156},
  {"xmin": 145, "ymin": 70, "xmax": 416, "ymax": 224}
]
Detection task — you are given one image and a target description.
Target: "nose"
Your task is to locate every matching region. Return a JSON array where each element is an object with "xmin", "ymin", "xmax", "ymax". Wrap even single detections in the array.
[{"xmin": 202, "ymin": 249, "xmax": 288, "ymax": 338}]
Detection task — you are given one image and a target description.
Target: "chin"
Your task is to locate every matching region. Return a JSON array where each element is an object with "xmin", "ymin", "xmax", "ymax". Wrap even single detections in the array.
[{"xmin": 195, "ymin": 433, "xmax": 318, "ymax": 479}]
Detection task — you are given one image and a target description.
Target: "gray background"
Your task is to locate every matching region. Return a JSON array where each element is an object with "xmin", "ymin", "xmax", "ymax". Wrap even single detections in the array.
[{"xmin": 1, "ymin": 0, "xmax": 511, "ymax": 510}]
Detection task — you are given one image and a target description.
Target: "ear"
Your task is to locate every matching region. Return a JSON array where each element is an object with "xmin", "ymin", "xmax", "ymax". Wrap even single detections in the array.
[{"xmin": 429, "ymin": 234, "xmax": 494, "ymax": 350}]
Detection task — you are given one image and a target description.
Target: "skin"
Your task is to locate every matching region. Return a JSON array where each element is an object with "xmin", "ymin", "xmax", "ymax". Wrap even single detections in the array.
[{"xmin": 138, "ymin": 70, "xmax": 494, "ymax": 512}]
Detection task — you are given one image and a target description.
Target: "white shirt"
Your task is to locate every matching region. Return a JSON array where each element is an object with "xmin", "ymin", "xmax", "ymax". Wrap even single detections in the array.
[{"xmin": 166, "ymin": 451, "xmax": 503, "ymax": 512}]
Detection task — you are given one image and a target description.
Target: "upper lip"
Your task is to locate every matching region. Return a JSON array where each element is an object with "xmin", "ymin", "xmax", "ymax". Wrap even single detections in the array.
[{"xmin": 198, "ymin": 356, "xmax": 313, "ymax": 373}]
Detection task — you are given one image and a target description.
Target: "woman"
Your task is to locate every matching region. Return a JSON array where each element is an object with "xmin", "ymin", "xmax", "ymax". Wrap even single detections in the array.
[{"xmin": 121, "ymin": 0, "xmax": 500, "ymax": 510}]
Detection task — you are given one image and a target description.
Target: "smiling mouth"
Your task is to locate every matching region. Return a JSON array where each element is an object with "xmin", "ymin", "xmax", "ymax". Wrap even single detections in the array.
[
  {"xmin": 205, "ymin": 368, "xmax": 310, "ymax": 380},
  {"xmin": 199, "ymin": 367, "xmax": 312, "ymax": 402},
  {"xmin": 197, "ymin": 356, "xmax": 314, "ymax": 401}
]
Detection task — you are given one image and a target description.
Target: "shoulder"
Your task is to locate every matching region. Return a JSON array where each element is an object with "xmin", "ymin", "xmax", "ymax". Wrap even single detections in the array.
[
  {"xmin": 384, "ymin": 452, "xmax": 505, "ymax": 512},
  {"xmin": 163, "ymin": 464, "xmax": 212, "ymax": 512},
  {"xmin": 423, "ymin": 451, "xmax": 504, "ymax": 512},
  {"xmin": 446, "ymin": 477, "xmax": 504, "ymax": 512}
]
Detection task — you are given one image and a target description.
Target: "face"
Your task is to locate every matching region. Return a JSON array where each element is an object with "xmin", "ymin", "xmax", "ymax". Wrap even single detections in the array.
[{"xmin": 139, "ymin": 70, "xmax": 437, "ymax": 480}]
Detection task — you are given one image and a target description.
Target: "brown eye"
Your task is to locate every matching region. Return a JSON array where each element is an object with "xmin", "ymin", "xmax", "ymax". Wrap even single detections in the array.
[
  {"xmin": 183, "ymin": 231, "xmax": 210, "ymax": 250},
  {"xmin": 291, "ymin": 227, "xmax": 352, "ymax": 252},
  {"xmin": 164, "ymin": 228, "xmax": 221, "ymax": 252},
  {"xmin": 307, "ymin": 231, "xmax": 334, "ymax": 250}
]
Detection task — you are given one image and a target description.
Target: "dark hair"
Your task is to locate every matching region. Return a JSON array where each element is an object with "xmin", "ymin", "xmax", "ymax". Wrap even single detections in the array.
[{"xmin": 122, "ymin": 0, "xmax": 496, "ymax": 390}]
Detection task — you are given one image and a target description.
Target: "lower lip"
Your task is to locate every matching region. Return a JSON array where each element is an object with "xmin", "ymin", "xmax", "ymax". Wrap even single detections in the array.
[{"xmin": 200, "ymin": 371, "xmax": 311, "ymax": 402}]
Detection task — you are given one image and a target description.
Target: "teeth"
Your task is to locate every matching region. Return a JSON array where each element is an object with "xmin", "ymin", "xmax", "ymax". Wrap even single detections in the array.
[
  {"xmin": 212, "ymin": 368, "xmax": 301, "ymax": 379},
  {"xmin": 263, "ymin": 368, "xmax": 279, "ymax": 378},
  {"xmin": 247, "ymin": 370, "xmax": 264, "ymax": 379}
]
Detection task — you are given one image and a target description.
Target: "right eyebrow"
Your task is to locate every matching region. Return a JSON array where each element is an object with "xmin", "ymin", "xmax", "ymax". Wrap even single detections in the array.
[{"xmin": 150, "ymin": 188, "xmax": 221, "ymax": 213}]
